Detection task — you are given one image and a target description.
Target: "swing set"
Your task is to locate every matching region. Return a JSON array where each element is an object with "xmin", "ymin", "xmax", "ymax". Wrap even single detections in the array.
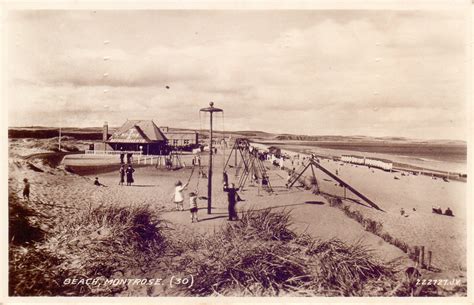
[{"xmin": 223, "ymin": 138, "xmax": 273, "ymax": 193}]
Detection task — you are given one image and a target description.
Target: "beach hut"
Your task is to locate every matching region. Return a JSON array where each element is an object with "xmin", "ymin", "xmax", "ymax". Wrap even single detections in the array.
[{"xmin": 106, "ymin": 120, "xmax": 168, "ymax": 155}]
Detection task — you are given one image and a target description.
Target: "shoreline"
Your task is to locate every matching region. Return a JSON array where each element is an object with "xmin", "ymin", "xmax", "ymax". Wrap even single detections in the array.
[{"xmin": 252, "ymin": 140, "xmax": 467, "ymax": 182}]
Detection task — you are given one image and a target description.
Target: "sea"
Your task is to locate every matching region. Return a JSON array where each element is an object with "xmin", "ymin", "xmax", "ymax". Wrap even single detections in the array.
[{"xmin": 254, "ymin": 141, "xmax": 467, "ymax": 174}]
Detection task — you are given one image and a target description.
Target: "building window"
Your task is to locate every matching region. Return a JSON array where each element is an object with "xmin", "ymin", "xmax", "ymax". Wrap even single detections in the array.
[
  {"xmin": 173, "ymin": 139, "xmax": 179, "ymax": 145},
  {"xmin": 184, "ymin": 139, "xmax": 190, "ymax": 145}
]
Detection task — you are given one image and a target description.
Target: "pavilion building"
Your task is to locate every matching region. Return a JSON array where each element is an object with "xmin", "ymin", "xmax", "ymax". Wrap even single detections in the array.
[{"xmin": 104, "ymin": 120, "xmax": 168, "ymax": 155}]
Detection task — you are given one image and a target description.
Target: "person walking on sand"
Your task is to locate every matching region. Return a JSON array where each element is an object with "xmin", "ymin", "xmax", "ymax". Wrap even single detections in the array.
[
  {"xmin": 224, "ymin": 183, "xmax": 240, "ymax": 221},
  {"xmin": 189, "ymin": 191, "xmax": 199, "ymax": 223},
  {"xmin": 119, "ymin": 165, "xmax": 125, "ymax": 185},
  {"xmin": 22, "ymin": 178, "xmax": 30, "ymax": 200},
  {"xmin": 173, "ymin": 180, "xmax": 188, "ymax": 211},
  {"xmin": 126, "ymin": 165, "xmax": 135, "ymax": 186}
]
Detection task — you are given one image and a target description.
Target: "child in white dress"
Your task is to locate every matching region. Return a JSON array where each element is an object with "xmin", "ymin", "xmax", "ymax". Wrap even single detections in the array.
[{"xmin": 173, "ymin": 180, "xmax": 188, "ymax": 211}]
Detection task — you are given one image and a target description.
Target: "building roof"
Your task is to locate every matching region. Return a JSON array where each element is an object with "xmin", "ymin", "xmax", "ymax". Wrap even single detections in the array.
[
  {"xmin": 107, "ymin": 120, "xmax": 167, "ymax": 143},
  {"xmin": 164, "ymin": 131, "xmax": 197, "ymax": 134},
  {"xmin": 164, "ymin": 132, "xmax": 197, "ymax": 140}
]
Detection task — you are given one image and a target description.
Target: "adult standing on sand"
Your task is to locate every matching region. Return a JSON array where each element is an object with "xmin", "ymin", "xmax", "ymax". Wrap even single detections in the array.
[
  {"xmin": 173, "ymin": 180, "xmax": 188, "ymax": 211},
  {"xmin": 224, "ymin": 183, "xmax": 240, "ymax": 221},
  {"xmin": 126, "ymin": 165, "xmax": 135, "ymax": 186},
  {"xmin": 119, "ymin": 165, "xmax": 125, "ymax": 186}
]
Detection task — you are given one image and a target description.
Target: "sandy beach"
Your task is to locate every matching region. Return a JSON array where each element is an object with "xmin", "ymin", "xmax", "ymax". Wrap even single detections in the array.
[
  {"xmin": 8, "ymin": 138, "xmax": 467, "ymax": 296},
  {"xmin": 253, "ymin": 143, "xmax": 466, "ymax": 272},
  {"xmin": 61, "ymin": 143, "xmax": 467, "ymax": 274}
]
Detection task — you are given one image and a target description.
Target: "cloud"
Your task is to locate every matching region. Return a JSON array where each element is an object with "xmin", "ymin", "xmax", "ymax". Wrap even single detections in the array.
[{"xmin": 6, "ymin": 10, "xmax": 467, "ymax": 140}]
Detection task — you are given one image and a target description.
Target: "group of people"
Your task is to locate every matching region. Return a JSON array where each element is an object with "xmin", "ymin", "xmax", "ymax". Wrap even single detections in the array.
[
  {"xmin": 400, "ymin": 206, "xmax": 454, "ymax": 217},
  {"xmin": 119, "ymin": 164, "xmax": 135, "ymax": 186},
  {"xmin": 95, "ymin": 164, "xmax": 136, "ymax": 187},
  {"xmin": 119, "ymin": 149, "xmax": 134, "ymax": 165},
  {"xmin": 170, "ymin": 169, "xmax": 243, "ymax": 223},
  {"xmin": 432, "ymin": 206, "xmax": 454, "ymax": 217},
  {"xmin": 171, "ymin": 180, "xmax": 200, "ymax": 223}
]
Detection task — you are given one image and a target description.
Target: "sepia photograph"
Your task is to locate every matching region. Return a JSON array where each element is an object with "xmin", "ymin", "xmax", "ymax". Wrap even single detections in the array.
[{"xmin": 2, "ymin": 1, "xmax": 471, "ymax": 301}]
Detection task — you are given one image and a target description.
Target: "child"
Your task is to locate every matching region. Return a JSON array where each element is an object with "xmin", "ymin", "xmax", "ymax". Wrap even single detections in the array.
[
  {"xmin": 189, "ymin": 191, "xmax": 199, "ymax": 223},
  {"xmin": 173, "ymin": 180, "xmax": 188, "ymax": 211},
  {"xmin": 94, "ymin": 177, "xmax": 106, "ymax": 187},
  {"xmin": 22, "ymin": 178, "xmax": 30, "ymax": 200}
]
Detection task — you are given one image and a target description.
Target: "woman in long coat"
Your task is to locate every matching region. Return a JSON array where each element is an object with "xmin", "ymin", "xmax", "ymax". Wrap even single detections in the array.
[
  {"xmin": 126, "ymin": 165, "xmax": 135, "ymax": 186},
  {"xmin": 119, "ymin": 165, "xmax": 125, "ymax": 185}
]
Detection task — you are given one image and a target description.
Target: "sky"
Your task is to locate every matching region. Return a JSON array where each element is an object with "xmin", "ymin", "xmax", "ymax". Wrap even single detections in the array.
[{"xmin": 5, "ymin": 9, "xmax": 468, "ymax": 140}]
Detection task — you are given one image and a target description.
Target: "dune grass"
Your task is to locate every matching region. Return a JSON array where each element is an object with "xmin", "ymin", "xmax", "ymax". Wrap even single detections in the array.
[
  {"xmin": 10, "ymin": 196, "xmax": 453, "ymax": 296},
  {"xmin": 9, "ymin": 202, "xmax": 167, "ymax": 296},
  {"xmin": 168, "ymin": 208, "xmax": 399, "ymax": 296}
]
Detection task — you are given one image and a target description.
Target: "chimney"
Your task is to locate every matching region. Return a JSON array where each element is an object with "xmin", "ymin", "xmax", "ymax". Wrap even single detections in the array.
[{"xmin": 103, "ymin": 121, "xmax": 108, "ymax": 141}]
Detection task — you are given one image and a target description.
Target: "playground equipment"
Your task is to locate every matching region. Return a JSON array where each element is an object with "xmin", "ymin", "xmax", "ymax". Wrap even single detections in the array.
[
  {"xmin": 287, "ymin": 156, "xmax": 383, "ymax": 211},
  {"xmin": 224, "ymin": 138, "xmax": 273, "ymax": 193}
]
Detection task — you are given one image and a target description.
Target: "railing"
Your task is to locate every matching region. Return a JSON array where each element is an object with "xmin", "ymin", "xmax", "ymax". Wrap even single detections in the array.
[
  {"xmin": 84, "ymin": 150, "xmax": 196, "ymax": 166},
  {"xmin": 85, "ymin": 150, "xmax": 143, "ymax": 155}
]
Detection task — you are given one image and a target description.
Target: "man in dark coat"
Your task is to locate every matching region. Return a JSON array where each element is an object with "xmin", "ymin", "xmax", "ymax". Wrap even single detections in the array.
[{"xmin": 224, "ymin": 183, "xmax": 240, "ymax": 221}]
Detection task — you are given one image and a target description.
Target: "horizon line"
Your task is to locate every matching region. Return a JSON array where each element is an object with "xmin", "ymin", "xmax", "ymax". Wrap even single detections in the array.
[{"xmin": 7, "ymin": 125, "xmax": 467, "ymax": 143}]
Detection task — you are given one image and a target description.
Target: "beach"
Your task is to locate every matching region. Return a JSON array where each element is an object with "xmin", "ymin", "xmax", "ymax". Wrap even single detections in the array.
[
  {"xmin": 8, "ymin": 138, "xmax": 467, "ymax": 295},
  {"xmin": 252, "ymin": 142, "xmax": 467, "ymax": 273},
  {"xmin": 21, "ymin": 141, "xmax": 468, "ymax": 272}
]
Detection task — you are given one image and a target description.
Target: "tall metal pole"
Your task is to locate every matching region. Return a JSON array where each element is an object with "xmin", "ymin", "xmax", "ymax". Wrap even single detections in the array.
[
  {"xmin": 208, "ymin": 112, "xmax": 213, "ymax": 214},
  {"xmin": 200, "ymin": 102, "xmax": 223, "ymax": 214}
]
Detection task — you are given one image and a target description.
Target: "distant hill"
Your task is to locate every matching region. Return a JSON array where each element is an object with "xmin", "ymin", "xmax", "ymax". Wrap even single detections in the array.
[{"xmin": 8, "ymin": 126, "xmax": 466, "ymax": 146}]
